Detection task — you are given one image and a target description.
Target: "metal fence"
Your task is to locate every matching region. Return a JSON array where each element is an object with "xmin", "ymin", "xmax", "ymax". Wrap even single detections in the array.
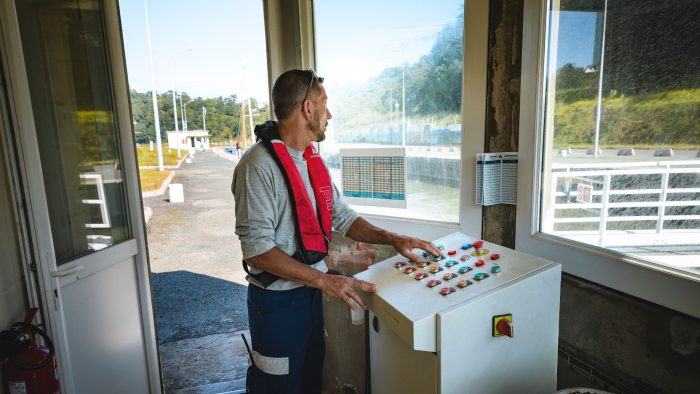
[{"xmin": 545, "ymin": 160, "xmax": 700, "ymax": 247}]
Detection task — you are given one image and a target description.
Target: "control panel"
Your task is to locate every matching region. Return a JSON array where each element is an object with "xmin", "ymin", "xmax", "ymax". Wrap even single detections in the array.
[{"xmin": 355, "ymin": 231, "xmax": 558, "ymax": 352}]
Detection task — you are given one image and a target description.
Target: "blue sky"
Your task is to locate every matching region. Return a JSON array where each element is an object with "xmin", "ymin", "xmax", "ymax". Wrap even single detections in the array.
[
  {"xmin": 557, "ymin": 11, "xmax": 598, "ymax": 68},
  {"xmin": 121, "ymin": 0, "xmax": 268, "ymax": 101},
  {"xmin": 120, "ymin": 1, "xmax": 594, "ymax": 103},
  {"xmin": 121, "ymin": 0, "xmax": 462, "ymax": 103}
]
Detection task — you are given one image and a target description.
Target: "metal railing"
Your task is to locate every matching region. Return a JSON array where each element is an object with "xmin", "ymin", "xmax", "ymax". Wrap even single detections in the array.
[{"xmin": 545, "ymin": 160, "xmax": 700, "ymax": 247}]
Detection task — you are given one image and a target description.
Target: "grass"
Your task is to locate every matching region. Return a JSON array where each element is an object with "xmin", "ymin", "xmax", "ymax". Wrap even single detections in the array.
[
  {"xmin": 136, "ymin": 144, "xmax": 182, "ymax": 166},
  {"xmin": 140, "ymin": 169, "xmax": 172, "ymax": 192}
]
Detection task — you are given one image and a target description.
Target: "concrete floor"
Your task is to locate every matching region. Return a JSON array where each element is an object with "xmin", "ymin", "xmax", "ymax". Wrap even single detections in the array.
[{"xmin": 144, "ymin": 149, "xmax": 250, "ymax": 393}]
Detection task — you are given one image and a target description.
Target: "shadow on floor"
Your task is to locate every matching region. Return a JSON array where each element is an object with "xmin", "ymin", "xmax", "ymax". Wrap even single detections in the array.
[
  {"xmin": 151, "ymin": 271, "xmax": 250, "ymax": 392},
  {"xmin": 151, "ymin": 270, "xmax": 249, "ymax": 344}
]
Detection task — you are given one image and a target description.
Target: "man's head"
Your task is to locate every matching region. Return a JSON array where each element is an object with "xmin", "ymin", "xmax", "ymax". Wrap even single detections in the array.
[{"xmin": 272, "ymin": 69, "xmax": 332, "ymax": 142}]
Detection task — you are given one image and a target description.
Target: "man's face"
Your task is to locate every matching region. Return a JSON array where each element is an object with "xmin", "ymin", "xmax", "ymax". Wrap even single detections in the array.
[{"xmin": 309, "ymin": 84, "xmax": 332, "ymax": 142}]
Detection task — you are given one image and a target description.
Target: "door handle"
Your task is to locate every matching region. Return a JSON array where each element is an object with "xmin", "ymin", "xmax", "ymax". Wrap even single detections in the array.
[{"xmin": 50, "ymin": 265, "xmax": 86, "ymax": 277}]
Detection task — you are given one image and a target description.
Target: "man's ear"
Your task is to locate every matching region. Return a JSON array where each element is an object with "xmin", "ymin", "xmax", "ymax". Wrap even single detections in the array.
[{"xmin": 301, "ymin": 99, "xmax": 313, "ymax": 119}]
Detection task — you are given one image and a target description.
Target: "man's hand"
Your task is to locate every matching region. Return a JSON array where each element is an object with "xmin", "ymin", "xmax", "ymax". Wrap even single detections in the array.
[
  {"xmin": 390, "ymin": 234, "xmax": 441, "ymax": 263},
  {"xmin": 314, "ymin": 274, "xmax": 378, "ymax": 310}
]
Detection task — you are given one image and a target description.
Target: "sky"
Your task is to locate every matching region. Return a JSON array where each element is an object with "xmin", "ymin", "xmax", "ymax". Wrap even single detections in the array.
[
  {"xmin": 556, "ymin": 11, "xmax": 598, "ymax": 68},
  {"xmin": 121, "ymin": 0, "xmax": 269, "ymax": 102},
  {"xmin": 120, "ymin": 1, "xmax": 594, "ymax": 104},
  {"xmin": 120, "ymin": 0, "xmax": 462, "ymax": 104},
  {"xmin": 315, "ymin": 0, "xmax": 463, "ymax": 89}
]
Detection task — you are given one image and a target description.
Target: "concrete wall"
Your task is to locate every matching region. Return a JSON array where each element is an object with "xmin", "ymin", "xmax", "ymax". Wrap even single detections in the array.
[
  {"xmin": 557, "ymin": 274, "xmax": 700, "ymax": 393},
  {"xmin": 0, "ymin": 123, "xmax": 29, "ymax": 394}
]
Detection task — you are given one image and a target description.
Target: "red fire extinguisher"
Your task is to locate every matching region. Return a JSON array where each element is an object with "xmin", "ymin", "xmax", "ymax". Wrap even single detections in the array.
[{"xmin": 0, "ymin": 308, "xmax": 60, "ymax": 394}]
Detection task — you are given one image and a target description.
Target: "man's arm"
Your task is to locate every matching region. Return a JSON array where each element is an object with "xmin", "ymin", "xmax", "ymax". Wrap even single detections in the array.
[
  {"xmin": 247, "ymin": 247, "xmax": 378, "ymax": 311},
  {"xmin": 345, "ymin": 217, "xmax": 441, "ymax": 262}
]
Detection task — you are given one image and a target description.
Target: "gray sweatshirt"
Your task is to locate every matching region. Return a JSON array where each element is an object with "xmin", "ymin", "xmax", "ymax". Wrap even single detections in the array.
[{"xmin": 232, "ymin": 141, "xmax": 359, "ymax": 290}]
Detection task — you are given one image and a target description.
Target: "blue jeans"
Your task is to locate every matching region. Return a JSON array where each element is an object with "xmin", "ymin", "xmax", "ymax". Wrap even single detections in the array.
[{"xmin": 246, "ymin": 285, "xmax": 324, "ymax": 394}]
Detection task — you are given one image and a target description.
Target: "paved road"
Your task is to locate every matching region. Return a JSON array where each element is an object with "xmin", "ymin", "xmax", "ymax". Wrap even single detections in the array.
[{"xmin": 144, "ymin": 149, "xmax": 250, "ymax": 392}]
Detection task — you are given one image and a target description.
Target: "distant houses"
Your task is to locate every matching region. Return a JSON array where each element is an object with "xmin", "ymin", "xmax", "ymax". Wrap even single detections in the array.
[{"xmin": 166, "ymin": 129, "xmax": 210, "ymax": 150}]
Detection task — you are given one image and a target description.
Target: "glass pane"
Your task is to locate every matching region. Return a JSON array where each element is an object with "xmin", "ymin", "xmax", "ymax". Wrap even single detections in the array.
[
  {"xmin": 17, "ymin": 0, "xmax": 131, "ymax": 264},
  {"xmin": 315, "ymin": 0, "xmax": 464, "ymax": 223},
  {"xmin": 540, "ymin": 0, "xmax": 700, "ymax": 276}
]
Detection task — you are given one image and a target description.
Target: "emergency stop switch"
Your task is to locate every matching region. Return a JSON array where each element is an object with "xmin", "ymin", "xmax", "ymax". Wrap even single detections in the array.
[{"xmin": 493, "ymin": 314, "xmax": 514, "ymax": 338}]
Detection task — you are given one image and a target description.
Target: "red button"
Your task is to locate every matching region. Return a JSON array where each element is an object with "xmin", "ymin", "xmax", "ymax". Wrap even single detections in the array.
[
  {"xmin": 490, "ymin": 253, "xmax": 500, "ymax": 260},
  {"xmin": 475, "ymin": 260, "xmax": 485, "ymax": 267},
  {"xmin": 447, "ymin": 250, "xmax": 457, "ymax": 255},
  {"xmin": 472, "ymin": 240, "xmax": 484, "ymax": 248}
]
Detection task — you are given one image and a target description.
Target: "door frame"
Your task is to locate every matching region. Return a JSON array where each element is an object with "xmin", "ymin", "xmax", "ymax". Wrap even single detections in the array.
[{"xmin": 0, "ymin": 0, "xmax": 160, "ymax": 392}]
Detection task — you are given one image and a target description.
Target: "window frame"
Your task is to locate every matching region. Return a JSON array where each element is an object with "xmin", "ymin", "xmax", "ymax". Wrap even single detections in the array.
[
  {"xmin": 515, "ymin": 0, "xmax": 700, "ymax": 319},
  {"xmin": 304, "ymin": 0, "xmax": 487, "ymax": 237}
]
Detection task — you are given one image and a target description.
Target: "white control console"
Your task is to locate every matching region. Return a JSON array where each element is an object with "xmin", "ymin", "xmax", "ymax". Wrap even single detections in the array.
[{"xmin": 355, "ymin": 232, "xmax": 561, "ymax": 394}]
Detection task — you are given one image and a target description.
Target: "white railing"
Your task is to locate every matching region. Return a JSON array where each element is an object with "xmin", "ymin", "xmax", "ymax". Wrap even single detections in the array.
[{"xmin": 546, "ymin": 160, "xmax": 700, "ymax": 247}]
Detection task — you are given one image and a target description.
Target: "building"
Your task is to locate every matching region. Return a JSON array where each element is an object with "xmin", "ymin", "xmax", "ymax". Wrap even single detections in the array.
[
  {"xmin": 166, "ymin": 130, "xmax": 210, "ymax": 151},
  {"xmin": 1, "ymin": 0, "xmax": 698, "ymax": 393}
]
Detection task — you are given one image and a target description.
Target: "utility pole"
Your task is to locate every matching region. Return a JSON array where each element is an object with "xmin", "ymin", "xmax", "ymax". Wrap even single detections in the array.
[
  {"xmin": 240, "ymin": 102, "xmax": 248, "ymax": 149},
  {"xmin": 202, "ymin": 107, "xmax": 207, "ymax": 131},
  {"xmin": 593, "ymin": 0, "xmax": 608, "ymax": 158},
  {"xmin": 143, "ymin": 0, "xmax": 163, "ymax": 171},
  {"xmin": 172, "ymin": 90, "xmax": 180, "ymax": 157},
  {"xmin": 169, "ymin": 60, "xmax": 181, "ymax": 157},
  {"xmin": 402, "ymin": 63, "xmax": 406, "ymax": 146},
  {"xmin": 247, "ymin": 98, "xmax": 254, "ymax": 146}
]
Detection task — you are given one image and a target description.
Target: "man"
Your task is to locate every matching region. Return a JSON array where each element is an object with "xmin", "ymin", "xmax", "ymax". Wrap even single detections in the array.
[{"xmin": 232, "ymin": 69, "xmax": 439, "ymax": 394}]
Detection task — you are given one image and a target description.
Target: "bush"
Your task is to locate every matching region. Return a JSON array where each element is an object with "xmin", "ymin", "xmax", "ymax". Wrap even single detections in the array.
[{"xmin": 553, "ymin": 88, "xmax": 700, "ymax": 146}]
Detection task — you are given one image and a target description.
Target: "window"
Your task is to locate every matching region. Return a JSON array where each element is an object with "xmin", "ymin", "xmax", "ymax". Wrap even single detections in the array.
[
  {"xmin": 314, "ymin": 0, "xmax": 464, "ymax": 223},
  {"xmin": 16, "ymin": 0, "xmax": 131, "ymax": 264},
  {"xmin": 539, "ymin": 0, "xmax": 700, "ymax": 278},
  {"xmin": 517, "ymin": 0, "xmax": 700, "ymax": 318}
]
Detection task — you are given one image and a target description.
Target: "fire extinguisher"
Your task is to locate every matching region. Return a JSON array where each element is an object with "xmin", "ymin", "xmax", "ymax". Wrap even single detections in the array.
[{"xmin": 0, "ymin": 308, "xmax": 60, "ymax": 394}]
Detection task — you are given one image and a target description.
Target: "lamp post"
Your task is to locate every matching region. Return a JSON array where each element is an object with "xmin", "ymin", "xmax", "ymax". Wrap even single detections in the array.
[
  {"xmin": 168, "ymin": 60, "xmax": 181, "ymax": 157},
  {"xmin": 183, "ymin": 99, "xmax": 192, "ymax": 131},
  {"xmin": 401, "ymin": 63, "xmax": 406, "ymax": 147},
  {"xmin": 592, "ymin": 0, "xmax": 608, "ymax": 158},
  {"xmin": 202, "ymin": 107, "xmax": 207, "ymax": 131},
  {"xmin": 143, "ymin": 0, "xmax": 163, "ymax": 171}
]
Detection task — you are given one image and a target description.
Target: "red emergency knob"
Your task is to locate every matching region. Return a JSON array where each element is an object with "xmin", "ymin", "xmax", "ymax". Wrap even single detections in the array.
[{"xmin": 496, "ymin": 318, "xmax": 514, "ymax": 338}]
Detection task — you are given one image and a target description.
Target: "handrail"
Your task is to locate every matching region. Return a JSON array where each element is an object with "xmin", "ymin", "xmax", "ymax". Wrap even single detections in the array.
[{"xmin": 547, "ymin": 160, "xmax": 700, "ymax": 247}]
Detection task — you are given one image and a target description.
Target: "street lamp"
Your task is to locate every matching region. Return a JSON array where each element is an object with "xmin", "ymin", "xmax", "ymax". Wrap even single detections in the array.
[
  {"xmin": 202, "ymin": 107, "xmax": 207, "ymax": 131},
  {"xmin": 168, "ymin": 61, "xmax": 181, "ymax": 157},
  {"xmin": 143, "ymin": 0, "xmax": 163, "ymax": 171},
  {"xmin": 183, "ymin": 99, "xmax": 193, "ymax": 131}
]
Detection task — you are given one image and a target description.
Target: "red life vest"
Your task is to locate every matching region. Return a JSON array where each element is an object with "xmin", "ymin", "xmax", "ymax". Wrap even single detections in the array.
[
  {"xmin": 246, "ymin": 121, "xmax": 333, "ymax": 287},
  {"xmin": 267, "ymin": 138, "xmax": 333, "ymax": 257}
]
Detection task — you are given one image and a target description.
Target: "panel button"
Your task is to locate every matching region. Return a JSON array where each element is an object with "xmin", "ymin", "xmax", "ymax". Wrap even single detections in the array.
[
  {"xmin": 414, "ymin": 272, "xmax": 428, "ymax": 281},
  {"xmin": 472, "ymin": 240, "xmax": 489, "ymax": 256},
  {"xmin": 443, "ymin": 272, "xmax": 457, "ymax": 281},
  {"xmin": 475, "ymin": 260, "xmax": 485, "ymax": 267},
  {"xmin": 403, "ymin": 267, "xmax": 416, "ymax": 274},
  {"xmin": 394, "ymin": 261, "xmax": 407, "ymax": 269},
  {"xmin": 427, "ymin": 279, "xmax": 442, "ymax": 288},
  {"xmin": 445, "ymin": 260, "xmax": 458, "ymax": 268},
  {"xmin": 458, "ymin": 266, "xmax": 472, "ymax": 274},
  {"xmin": 460, "ymin": 254, "xmax": 470, "ymax": 261},
  {"xmin": 473, "ymin": 272, "xmax": 489, "ymax": 281},
  {"xmin": 429, "ymin": 265, "xmax": 443, "ymax": 274},
  {"xmin": 457, "ymin": 279, "xmax": 472, "ymax": 288},
  {"xmin": 491, "ymin": 265, "xmax": 502, "ymax": 274},
  {"xmin": 490, "ymin": 253, "xmax": 501, "ymax": 260},
  {"xmin": 439, "ymin": 287, "xmax": 456, "ymax": 296}
]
